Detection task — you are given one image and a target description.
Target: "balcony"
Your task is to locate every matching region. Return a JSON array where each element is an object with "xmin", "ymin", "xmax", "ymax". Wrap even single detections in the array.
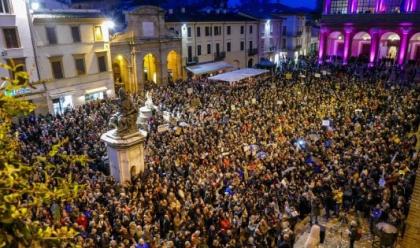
[
  {"xmin": 248, "ymin": 48, "xmax": 258, "ymax": 56},
  {"xmin": 296, "ymin": 31, "xmax": 303, "ymax": 36},
  {"xmin": 295, "ymin": 45, "xmax": 302, "ymax": 50},
  {"xmin": 214, "ymin": 52, "xmax": 226, "ymax": 61},
  {"xmin": 321, "ymin": 12, "xmax": 420, "ymax": 26},
  {"xmin": 186, "ymin": 56, "xmax": 198, "ymax": 65}
]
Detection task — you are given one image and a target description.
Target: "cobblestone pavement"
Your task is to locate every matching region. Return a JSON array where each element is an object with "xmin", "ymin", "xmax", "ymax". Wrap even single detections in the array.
[{"xmin": 293, "ymin": 215, "xmax": 402, "ymax": 248}]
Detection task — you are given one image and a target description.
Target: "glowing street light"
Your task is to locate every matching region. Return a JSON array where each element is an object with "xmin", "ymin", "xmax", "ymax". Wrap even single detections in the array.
[
  {"xmin": 31, "ymin": 2, "xmax": 40, "ymax": 10},
  {"xmin": 104, "ymin": 20, "xmax": 115, "ymax": 30}
]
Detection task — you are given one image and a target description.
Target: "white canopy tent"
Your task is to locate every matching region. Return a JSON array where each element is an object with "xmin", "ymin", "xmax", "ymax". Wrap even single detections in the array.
[
  {"xmin": 186, "ymin": 61, "xmax": 233, "ymax": 75},
  {"xmin": 207, "ymin": 68, "xmax": 269, "ymax": 83}
]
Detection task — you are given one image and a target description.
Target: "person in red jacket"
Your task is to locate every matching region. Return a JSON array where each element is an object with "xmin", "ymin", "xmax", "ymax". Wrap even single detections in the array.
[{"xmin": 77, "ymin": 213, "xmax": 88, "ymax": 231}]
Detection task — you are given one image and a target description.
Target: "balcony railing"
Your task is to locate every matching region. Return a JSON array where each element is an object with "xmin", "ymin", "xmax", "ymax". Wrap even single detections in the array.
[
  {"xmin": 214, "ymin": 52, "xmax": 226, "ymax": 61},
  {"xmin": 186, "ymin": 56, "xmax": 198, "ymax": 65},
  {"xmin": 248, "ymin": 48, "xmax": 258, "ymax": 56},
  {"xmin": 295, "ymin": 45, "xmax": 302, "ymax": 50}
]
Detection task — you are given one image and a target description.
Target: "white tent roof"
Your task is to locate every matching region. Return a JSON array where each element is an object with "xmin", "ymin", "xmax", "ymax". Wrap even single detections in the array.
[
  {"xmin": 186, "ymin": 61, "xmax": 233, "ymax": 75},
  {"xmin": 208, "ymin": 68, "xmax": 269, "ymax": 83}
]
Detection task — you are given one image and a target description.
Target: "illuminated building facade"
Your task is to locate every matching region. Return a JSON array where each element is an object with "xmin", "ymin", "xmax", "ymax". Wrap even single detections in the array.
[{"xmin": 319, "ymin": 0, "xmax": 420, "ymax": 65}]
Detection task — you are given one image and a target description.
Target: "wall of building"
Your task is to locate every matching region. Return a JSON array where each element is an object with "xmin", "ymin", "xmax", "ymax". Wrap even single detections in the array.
[
  {"xmin": 166, "ymin": 21, "xmax": 259, "ymax": 68},
  {"xmin": 0, "ymin": 0, "xmax": 38, "ymax": 81},
  {"xmin": 33, "ymin": 19, "xmax": 114, "ymax": 113},
  {"xmin": 281, "ymin": 15, "xmax": 309, "ymax": 59}
]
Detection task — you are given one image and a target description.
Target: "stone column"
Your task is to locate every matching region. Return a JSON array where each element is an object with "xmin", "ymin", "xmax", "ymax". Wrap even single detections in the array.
[
  {"xmin": 348, "ymin": 0, "xmax": 358, "ymax": 13},
  {"xmin": 398, "ymin": 28, "xmax": 410, "ymax": 65},
  {"xmin": 135, "ymin": 54, "xmax": 145, "ymax": 96},
  {"xmin": 318, "ymin": 28, "xmax": 329, "ymax": 64},
  {"xmin": 324, "ymin": 0, "xmax": 332, "ymax": 14},
  {"xmin": 369, "ymin": 28, "xmax": 380, "ymax": 66},
  {"xmin": 402, "ymin": 167, "xmax": 420, "ymax": 247},
  {"xmin": 343, "ymin": 27, "xmax": 354, "ymax": 65},
  {"xmin": 101, "ymin": 131, "xmax": 145, "ymax": 183}
]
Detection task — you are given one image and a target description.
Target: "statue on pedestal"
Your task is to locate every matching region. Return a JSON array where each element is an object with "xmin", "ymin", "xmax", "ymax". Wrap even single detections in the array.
[{"xmin": 109, "ymin": 88, "xmax": 139, "ymax": 137}]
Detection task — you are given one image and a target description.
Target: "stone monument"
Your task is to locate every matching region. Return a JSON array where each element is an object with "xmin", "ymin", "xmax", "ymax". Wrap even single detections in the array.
[
  {"xmin": 137, "ymin": 91, "xmax": 158, "ymax": 131},
  {"xmin": 101, "ymin": 88, "xmax": 145, "ymax": 183}
]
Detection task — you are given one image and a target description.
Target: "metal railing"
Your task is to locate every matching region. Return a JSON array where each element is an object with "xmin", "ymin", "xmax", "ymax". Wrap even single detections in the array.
[
  {"xmin": 214, "ymin": 51, "xmax": 226, "ymax": 61},
  {"xmin": 248, "ymin": 48, "xmax": 258, "ymax": 56},
  {"xmin": 186, "ymin": 56, "xmax": 198, "ymax": 65}
]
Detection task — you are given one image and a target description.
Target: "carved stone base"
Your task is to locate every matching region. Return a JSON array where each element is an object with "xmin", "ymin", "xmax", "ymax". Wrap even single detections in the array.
[{"xmin": 100, "ymin": 130, "xmax": 145, "ymax": 183}]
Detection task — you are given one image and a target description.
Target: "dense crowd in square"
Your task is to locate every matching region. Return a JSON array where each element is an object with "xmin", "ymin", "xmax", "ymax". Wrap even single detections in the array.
[{"xmin": 14, "ymin": 58, "xmax": 419, "ymax": 248}]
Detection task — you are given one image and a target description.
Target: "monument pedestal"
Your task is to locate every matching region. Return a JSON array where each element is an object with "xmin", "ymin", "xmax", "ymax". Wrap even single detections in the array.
[{"xmin": 101, "ymin": 130, "xmax": 145, "ymax": 183}]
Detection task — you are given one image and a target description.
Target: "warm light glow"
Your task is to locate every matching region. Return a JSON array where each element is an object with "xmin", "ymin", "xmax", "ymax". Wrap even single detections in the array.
[
  {"xmin": 86, "ymin": 87, "xmax": 107, "ymax": 94},
  {"xmin": 94, "ymin": 26, "xmax": 103, "ymax": 41},
  {"xmin": 388, "ymin": 34, "xmax": 400, "ymax": 41},
  {"xmin": 117, "ymin": 55, "xmax": 123, "ymax": 60}
]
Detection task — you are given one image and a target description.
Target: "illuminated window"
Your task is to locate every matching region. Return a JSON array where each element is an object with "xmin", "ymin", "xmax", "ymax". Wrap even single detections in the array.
[
  {"xmin": 94, "ymin": 25, "xmax": 103, "ymax": 41},
  {"xmin": 330, "ymin": 0, "xmax": 348, "ymax": 14},
  {"xmin": 0, "ymin": 0, "xmax": 11, "ymax": 14},
  {"xmin": 357, "ymin": 0, "xmax": 375, "ymax": 13},
  {"xmin": 2, "ymin": 28, "xmax": 20, "ymax": 48}
]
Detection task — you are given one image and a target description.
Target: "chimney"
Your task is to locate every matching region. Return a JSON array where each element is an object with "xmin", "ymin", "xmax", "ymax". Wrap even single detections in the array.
[
  {"xmin": 168, "ymin": 9, "xmax": 173, "ymax": 14},
  {"xmin": 181, "ymin": 7, "xmax": 185, "ymax": 13}
]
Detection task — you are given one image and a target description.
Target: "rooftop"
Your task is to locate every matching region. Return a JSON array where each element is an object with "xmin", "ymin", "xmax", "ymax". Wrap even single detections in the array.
[
  {"xmin": 165, "ymin": 8, "xmax": 257, "ymax": 22},
  {"xmin": 32, "ymin": 9, "xmax": 105, "ymax": 19}
]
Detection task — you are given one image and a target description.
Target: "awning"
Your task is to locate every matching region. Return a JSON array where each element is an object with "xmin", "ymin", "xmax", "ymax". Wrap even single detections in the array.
[
  {"xmin": 208, "ymin": 68, "xmax": 269, "ymax": 83},
  {"xmin": 257, "ymin": 58, "xmax": 276, "ymax": 68},
  {"xmin": 186, "ymin": 61, "xmax": 233, "ymax": 75}
]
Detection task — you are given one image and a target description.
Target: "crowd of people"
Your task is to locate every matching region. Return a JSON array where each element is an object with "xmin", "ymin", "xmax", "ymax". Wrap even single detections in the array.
[{"xmin": 15, "ymin": 60, "xmax": 419, "ymax": 247}]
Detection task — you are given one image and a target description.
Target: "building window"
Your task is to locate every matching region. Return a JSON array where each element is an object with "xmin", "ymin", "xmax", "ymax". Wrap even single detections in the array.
[
  {"xmin": 240, "ymin": 26, "xmax": 244, "ymax": 34},
  {"xmin": 0, "ymin": 0, "xmax": 11, "ymax": 14},
  {"xmin": 357, "ymin": 0, "xmax": 375, "ymax": 13},
  {"xmin": 282, "ymin": 38, "xmax": 286, "ymax": 49},
  {"xmin": 249, "ymin": 41, "xmax": 253, "ymax": 49},
  {"xmin": 2, "ymin": 28, "xmax": 20, "ymax": 48},
  {"xmin": 240, "ymin": 41, "xmax": 244, "ymax": 51},
  {"xmin": 227, "ymin": 42, "xmax": 231, "ymax": 52},
  {"xmin": 73, "ymin": 55, "xmax": 86, "ymax": 75},
  {"xmin": 46, "ymin": 27, "xmax": 58, "ymax": 45},
  {"xmin": 197, "ymin": 45, "xmax": 201, "ymax": 56},
  {"xmin": 94, "ymin": 25, "xmax": 103, "ymax": 41},
  {"xmin": 97, "ymin": 53, "xmax": 107, "ymax": 72},
  {"xmin": 7, "ymin": 58, "xmax": 26, "ymax": 83},
  {"xmin": 196, "ymin": 27, "xmax": 201, "ymax": 37},
  {"xmin": 227, "ymin": 26, "xmax": 231, "ymax": 35},
  {"xmin": 282, "ymin": 26, "xmax": 287, "ymax": 36},
  {"xmin": 216, "ymin": 43, "xmax": 220, "ymax": 54},
  {"xmin": 249, "ymin": 25, "xmax": 253, "ymax": 34},
  {"xmin": 49, "ymin": 57, "xmax": 64, "ymax": 79},
  {"xmin": 187, "ymin": 46, "xmax": 192, "ymax": 60},
  {"xmin": 330, "ymin": 0, "xmax": 348, "ymax": 14},
  {"xmin": 187, "ymin": 27, "xmax": 192, "ymax": 37},
  {"xmin": 71, "ymin": 26, "xmax": 81, "ymax": 43},
  {"xmin": 207, "ymin": 44, "xmax": 211, "ymax": 54},
  {"xmin": 205, "ymin": 26, "xmax": 211, "ymax": 36}
]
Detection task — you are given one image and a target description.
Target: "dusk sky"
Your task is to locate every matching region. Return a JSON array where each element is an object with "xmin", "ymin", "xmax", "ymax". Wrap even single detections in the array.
[{"xmin": 228, "ymin": 0, "xmax": 317, "ymax": 9}]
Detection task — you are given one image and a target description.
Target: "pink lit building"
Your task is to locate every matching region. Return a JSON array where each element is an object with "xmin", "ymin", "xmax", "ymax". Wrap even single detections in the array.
[{"xmin": 319, "ymin": 0, "xmax": 420, "ymax": 65}]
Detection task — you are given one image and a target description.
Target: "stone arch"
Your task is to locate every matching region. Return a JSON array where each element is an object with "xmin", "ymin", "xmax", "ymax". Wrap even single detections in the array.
[
  {"xmin": 233, "ymin": 59, "xmax": 240, "ymax": 69},
  {"xmin": 112, "ymin": 55, "xmax": 133, "ymax": 93},
  {"xmin": 166, "ymin": 50, "xmax": 181, "ymax": 82},
  {"xmin": 408, "ymin": 32, "xmax": 420, "ymax": 62},
  {"xmin": 248, "ymin": 58, "xmax": 254, "ymax": 68},
  {"xmin": 378, "ymin": 32, "xmax": 400, "ymax": 60},
  {"xmin": 143, "ymin": 53, "xmax": 157, "ymax": 83},
  {"xmin": 351, "ymin": 31, "xmax": 371, "ymax": 58},
  {"xmin": 327, "ymin": 31, "xmax": 345, "ymax": 58}
]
